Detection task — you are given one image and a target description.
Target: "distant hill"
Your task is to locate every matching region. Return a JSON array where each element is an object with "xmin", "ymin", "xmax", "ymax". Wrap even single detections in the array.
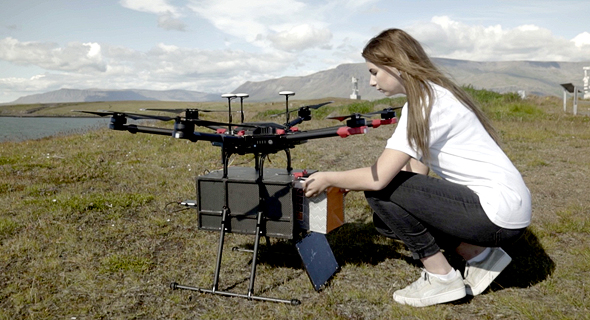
[
  {"xmin": 4, "ymin": 59, "xmax": 589, "ymax": 105},
  {"xmin": 5, "ymin": 88, "xmax": 221, "ymax": 105},
  {"xmin": 234, "ymin": 59, "xmax": 590, "ymax": 101}
]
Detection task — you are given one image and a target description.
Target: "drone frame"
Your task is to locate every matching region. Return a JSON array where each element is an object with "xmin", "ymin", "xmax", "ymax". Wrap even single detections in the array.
[{"xmin": 75, "ymin": 93, "xmax": 399, "ymax": 304}]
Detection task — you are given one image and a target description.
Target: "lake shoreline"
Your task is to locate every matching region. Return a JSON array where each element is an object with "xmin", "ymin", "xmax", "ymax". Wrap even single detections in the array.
[
  {"xmin": 0, "ymin": 114, "xmax": 101, "ymax": 118},
  {"xmin": 0, "ymin": 113, "xmax": 103, "ymax": 119},
  {"xmin": 0, "ymin": 116, "xmax": 111, "ymax": 143}
]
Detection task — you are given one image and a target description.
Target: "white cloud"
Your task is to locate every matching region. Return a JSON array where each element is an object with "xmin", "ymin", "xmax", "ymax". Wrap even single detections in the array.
[
  {"xmin": 83, "ymin": 42, "xmax": 102, "ymax": 58},
  {"xmin": 336, "ymin": 0, "xmax": 380, "ymax": 10},
  {"xmin": 157, "ymin": 12, "xmax": 187, "ymax": 31},
  {"xmin": 120, "ymin": 0, "xmax": 187, "ymax": 31},
  {"xmin": 408, "ymin": 16, "xmax": 590, "ymax": 61},
  {"xmin": 0, "ymin": 37, "xmax": 300, "ymax": 102},
  {"xmin": 0, "ymin": 73, "xmax": 61, "ymax": 98},
  {"xmin": 187, "ymin": 0, "xmax": 323, "ymax": 48},
  {"xmin": 0, "ymin": 37, "xmax": 107, "ymax": 72},
  {"xmin": 144, "ymin": 43, "xmax": 295, "ymax": 77},
  {"xmin": 268, "ymin": 24, "xmax": 332, "ymax": 52},
  {"xmin": 572, "ymin": 32, "xmax": 590, "ymax": 48},
  {"xmin": 119, "ymin": 0, "xmax": 179, "ymax": 15},
  {"xmin": 2, "ymin": 1, "xmax": 589, "ymax": 104}
]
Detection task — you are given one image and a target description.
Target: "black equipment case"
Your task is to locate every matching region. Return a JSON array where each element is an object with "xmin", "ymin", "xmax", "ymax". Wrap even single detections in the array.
[{"xmin": 197, "ymin": 167, "xmax": 309, "ymax": 239}]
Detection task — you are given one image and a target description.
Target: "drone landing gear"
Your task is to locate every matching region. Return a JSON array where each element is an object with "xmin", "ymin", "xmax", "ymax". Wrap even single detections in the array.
[
  {"xmin": 171, "ymin": 152, "xmax": 304, "ymax": 305},
  {"xmin": 170, "ymin": 205, "xmax": 301, "ymax": 305}
]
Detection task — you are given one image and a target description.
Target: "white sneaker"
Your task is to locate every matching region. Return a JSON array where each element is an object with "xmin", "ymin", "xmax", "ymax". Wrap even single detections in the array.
[
  {"xmin": 464, "ymin": 247, "xmax": 512, "ymax": 296},
  {"xmin": 393, "ymin": 270, "xmax": 466, "ymax": 307}
]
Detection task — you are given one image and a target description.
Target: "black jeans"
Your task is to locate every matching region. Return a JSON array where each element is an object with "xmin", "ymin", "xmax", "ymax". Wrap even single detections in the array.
[{"xmin": 364, "ymin": 171, "xmax": 525, "ymax": 260}]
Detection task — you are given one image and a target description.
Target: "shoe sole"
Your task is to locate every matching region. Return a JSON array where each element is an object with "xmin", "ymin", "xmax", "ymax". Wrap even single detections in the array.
[
  {"xmin": 465, "ymin": 252, "xmax": 512, "ymax": 296},
  {"xmin": 393, "ymin": 287, "xmax": 466, "ymax": 307}
]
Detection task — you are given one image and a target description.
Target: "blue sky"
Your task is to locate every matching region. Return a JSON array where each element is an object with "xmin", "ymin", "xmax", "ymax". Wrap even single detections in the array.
[{"xmin": 0, "ymin": 0, "xmax": 589, "ymax": 103}]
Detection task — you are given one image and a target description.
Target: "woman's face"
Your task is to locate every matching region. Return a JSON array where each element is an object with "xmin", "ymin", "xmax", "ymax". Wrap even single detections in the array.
[{"xmin": 366, "ymin": 61, "xmax": 406, "ymax": 96}]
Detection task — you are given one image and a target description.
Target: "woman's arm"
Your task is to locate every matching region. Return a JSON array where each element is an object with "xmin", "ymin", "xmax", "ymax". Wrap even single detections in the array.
[
  {"xmin": 402, "ymin": 157, "xmax": 429, "ymax": 175},
  {"xmin": 302, "ymin": 149, "xmax": 411, "ymax": 197}
]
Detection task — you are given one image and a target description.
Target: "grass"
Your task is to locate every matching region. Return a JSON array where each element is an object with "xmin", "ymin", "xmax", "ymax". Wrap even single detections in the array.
[{"xmin": 1, "ymin": 90, "xmax": 590, "ymax": 319}]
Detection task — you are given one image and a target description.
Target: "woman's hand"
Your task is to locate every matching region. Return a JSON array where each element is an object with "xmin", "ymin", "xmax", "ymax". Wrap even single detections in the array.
[
  {"xmin": 299, "ymin": 149, "xmax": 411, "ymax": 197},
  {"xmin": 301, "ymin": 172, "xmax": 331, "ymax": 198}
]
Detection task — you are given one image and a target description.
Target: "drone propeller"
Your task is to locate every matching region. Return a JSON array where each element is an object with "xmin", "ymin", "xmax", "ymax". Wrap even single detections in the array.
[
  {"xmin": 325, "ymin": 113, "xmax": 363, "ymax": 122},
  {"xmin": 188, "ymin": 119, "xmax": 259, "ymax": 129},
  {"xmin": 139, "ymin": 108, "xmax": 233, "ymax": 114},
  {"xmin": 74, "ymin": 110, "xmax": 174, "ymax": 121},
  {"xmin": 74, "ymin": 109, "xmax": 259, "ymax": 135},
  {"xmin": 271, "ymin": 101, "xmax": 333, "ymax": 117},
  {"xmin": 140, "ymin": 108, "xmax": 241, "ymax": 122},
  {"xmin": 363, "ymin": 106, "xmax": 403, "ymax": 119},
  {"xmin": 290, "ymin": 101, "xmax": 333, "ymax": 113},
  {"xmin": 327, "ymin": 106, "xmax": 402, "ymax": 121}
]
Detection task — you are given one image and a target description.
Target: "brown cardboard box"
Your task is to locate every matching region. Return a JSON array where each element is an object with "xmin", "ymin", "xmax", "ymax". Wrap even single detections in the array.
[{"xmin": 294, "ymin": 186, "xmax": 345, "ymax": 234}]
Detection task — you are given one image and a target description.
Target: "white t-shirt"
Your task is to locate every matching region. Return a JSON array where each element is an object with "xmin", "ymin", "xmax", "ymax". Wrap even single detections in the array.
[{"xmin": 385, "ymin": 83, "xmax": 531, "ymax": 229}]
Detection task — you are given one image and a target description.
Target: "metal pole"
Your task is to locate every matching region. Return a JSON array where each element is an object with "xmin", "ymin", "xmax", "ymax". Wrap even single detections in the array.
[
  {"xmin": 236, "ymin": 93, "xmax": 249, "ymax": 123},
  {"xmin": 212, "ymin": 206, "xmax": 229, "ymax": 291},
  {"xmin": 221, "ymin": 94, "xmax": 236, "ymax": 132},
  {"xmin": 574, "ymin": 87, "xmax": 578, "ymax": 115},
  {"xmin": 279, "ymin": 91, "xmax": 295, "ymax": 126}
]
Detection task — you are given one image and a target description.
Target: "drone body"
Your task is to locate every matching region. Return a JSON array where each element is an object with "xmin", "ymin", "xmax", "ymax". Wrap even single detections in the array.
[
  {"xmin": 75, "ymin": 91, "xmax": 400, "ymax": 304},
  {"xmin": 76, "ymin": 94, "xmax": 399, "ymax": 161}
]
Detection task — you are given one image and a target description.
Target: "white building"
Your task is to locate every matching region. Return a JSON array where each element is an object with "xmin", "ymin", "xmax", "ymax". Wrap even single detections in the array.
[
  {"xmin": 350, "ymin": 77, "xmax": 361, "ymax": 100},
  {"xmin": 584, "ymin": 67, "xmax": 589, "ymax": 99}
]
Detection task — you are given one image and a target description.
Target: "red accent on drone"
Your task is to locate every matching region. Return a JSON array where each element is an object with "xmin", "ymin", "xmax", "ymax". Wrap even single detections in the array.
[
  {"xmin": 337, "ymin": 126, "xmax": 368, "ymax": 138},
  {"xmin": 292, "ymin": 169, "xmax": 309, "ymax": 179},
  {"xmin": 371, "ymin": 118, "xmax": 397, "ymax": 128}
]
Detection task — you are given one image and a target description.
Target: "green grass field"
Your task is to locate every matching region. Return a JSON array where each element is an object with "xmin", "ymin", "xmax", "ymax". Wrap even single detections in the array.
[{"xmin": 1, "ymin": 91, "xmax": 589, "ymax": 319}]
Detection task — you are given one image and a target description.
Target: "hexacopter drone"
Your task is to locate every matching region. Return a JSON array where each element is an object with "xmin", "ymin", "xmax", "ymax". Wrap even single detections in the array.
[{"xmin": 76, "ymin": 91, "xmax": 399, "ymax": 304}]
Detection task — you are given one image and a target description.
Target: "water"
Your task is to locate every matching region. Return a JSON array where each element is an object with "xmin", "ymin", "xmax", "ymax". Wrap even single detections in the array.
[{"xmin": 0, "ymin": 117, "xmax": 111, "ymax": 142}]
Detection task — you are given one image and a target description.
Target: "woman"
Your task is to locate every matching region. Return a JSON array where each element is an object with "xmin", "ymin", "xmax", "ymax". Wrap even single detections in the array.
[{"xmin": 302, "ymin": 29, "xmax": 531, "ymax": 307}]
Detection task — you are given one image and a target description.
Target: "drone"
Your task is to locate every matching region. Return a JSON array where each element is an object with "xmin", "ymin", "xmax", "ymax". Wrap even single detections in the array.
[
  {"xmin": 76, "ymin": 92, "xmax": 399, "ymax": 173},
  {"xmin": 75, "ymin": 91, "xmax": 400, "ymax": 305}
]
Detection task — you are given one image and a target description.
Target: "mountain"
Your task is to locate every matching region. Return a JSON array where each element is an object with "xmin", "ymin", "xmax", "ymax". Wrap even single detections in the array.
[
  {"xmin": 234, "ymin": 59, "xmax": 590, "ymax": 101},
  {"xmin": 432, "ymin": 59, "xmax": 588, "ymax": 97},
  {"xmin": 6, "ymin": 88, "xmax": 221, "ymax": 105},
  {"xmin": 5, "ymin": 59, "xmax": 589, "ymax": 105}
]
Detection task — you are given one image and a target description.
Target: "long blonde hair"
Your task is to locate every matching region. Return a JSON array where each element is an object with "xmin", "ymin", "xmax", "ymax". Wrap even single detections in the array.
[{"xmin": 362, "ymin": 29, "xmax": 499, "ymax": 162}]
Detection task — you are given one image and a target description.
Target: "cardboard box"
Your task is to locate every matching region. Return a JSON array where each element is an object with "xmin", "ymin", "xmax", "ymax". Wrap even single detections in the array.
[{"xmin": 293, "ymin": 186, "xmax": 345, "ymax": 234}]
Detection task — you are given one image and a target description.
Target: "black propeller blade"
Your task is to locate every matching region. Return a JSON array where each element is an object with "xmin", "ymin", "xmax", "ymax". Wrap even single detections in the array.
[
  {"xmin": 326, "ymin": 113, "xmax": 362, "ymax": 122},
  {"xmin": 188, "ymin": 119, "xmax": 259, "ymax": 129},
  {"xmin": 74, "ymin": 109, "xmax": 261, "ymax": 130},
  {"xmin": 292, "ymin": 101, "xmax": 333, "ymax": 113},
  {"xmin": 363, "ymin": 106, "xmax": 402, "ymax": 119},
  {"xmin": 271, "ymin": 101, "xmax": 333, "ymax": 117},
  {"xmin": 327, "ymin": 106, "xmax": 402, "ymax": 121},
  {"xmin": 74, "ymin": 110, "xmax": 174, "ymax": 121},
  {"xmin": 140, "ymin": 108, "xmax": 232, "ymax": 114}
]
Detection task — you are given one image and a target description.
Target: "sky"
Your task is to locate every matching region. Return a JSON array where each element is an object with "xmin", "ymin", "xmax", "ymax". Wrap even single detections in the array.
[{"xmin": 0, "ymin": 0, "xmax": 589, "ymax": 103}]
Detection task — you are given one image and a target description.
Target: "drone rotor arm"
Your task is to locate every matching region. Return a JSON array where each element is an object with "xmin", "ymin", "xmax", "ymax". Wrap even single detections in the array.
[
  {"xmin": 284, "ymin": 125, "xmax": 368, "ymax": 142},
  {"xmin": 108, "ymin": 121, "xmax": 244, "ymax": 144},
  {"xmin": 367, "ymin": 117, "xmax": 398, "ymax": 128},
  {"xmin": 111, "ymin": 124, "xmax": 174, "ymax": 136}
]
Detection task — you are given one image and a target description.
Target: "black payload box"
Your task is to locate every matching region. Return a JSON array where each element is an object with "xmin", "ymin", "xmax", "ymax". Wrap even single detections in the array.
[{"xmin": 197, "ymin": 167, "xmax": 312, "ymax": 239}]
